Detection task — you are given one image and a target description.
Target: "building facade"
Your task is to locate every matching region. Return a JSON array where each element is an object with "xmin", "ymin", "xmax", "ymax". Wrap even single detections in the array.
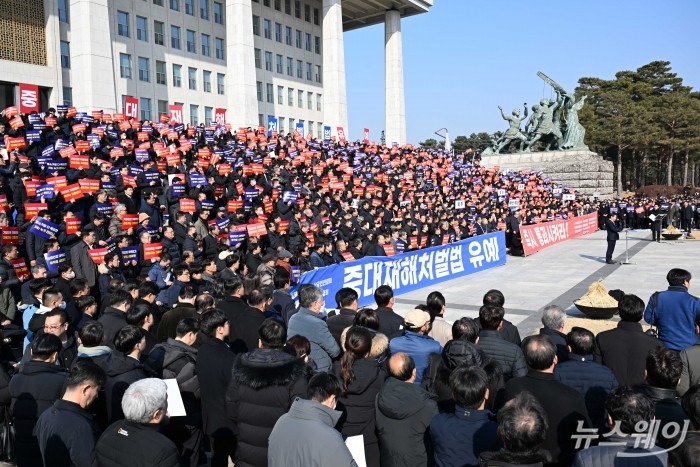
[{"xmin": 0, "ymin": 0, "xmax": 431, "ymax": 144}]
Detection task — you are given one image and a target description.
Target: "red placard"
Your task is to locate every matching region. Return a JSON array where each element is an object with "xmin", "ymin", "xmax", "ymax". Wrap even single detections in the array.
[
  {"xmin": 111, "ymin": 147, "xmax": 124, "ymax": 159},
  {"xmin": 46, "ymin": 176, "xmax": 67, "ymax": 189},
  {"xmin": 214, "ymin": 108, "xmax": 226, "ymax": 124},
  {"xmin": 24, "ymin": 180, "xmax": 40, "ymax": 197},
  {"xmin": 9, "ymin": 116, "xmax": 24, "ymax": 130},
  {"xmin": 88, "ymin": 248, "xmax": 108, "ymax": 264},
  {"xmin": 168, "ymin": 105, "xmax": 183, "ymax": 125},
  {"xmin": 66, "ymin": 107, "xmax": 77, "ymax": 118},
  {"xmin": 382, "ymin": 244, "xmax": 395, "ymax": 256},
  {"xmin": 520, "ymin": 212, "xmax": 598, "ymax": 256},
  {"xmin": 227, "ymin": 199, "xmax": 243, "ymax": 213},
  {"xmin": 122, "ymin": 175, "xmax": 136, "ymax": 187},
  {"xmin": 247, "ymin": 223, "xmax": 268, "ymax": 237},
  {"xmin": 18, "ymin": 83, "xmax": 39, "ymax": 114},
  {"xmin": 75, "ymin": 140, "xmax": 90, "ymax": 152},
  {"xmin": 179, "ymin": 198, "xmax": 196, "ymax": 213},
  {"xmin": 70, "ymin": 154, "xmax": 90, "ymax": 169},
  {"xmin": 72, "ymin": 123, "xmax": 87, "ymax": 134},
  {"xmin": 143, "ymin": 242, "xmax": 163, "ymax": 260},
  {"xmin": 124, "ymin": 96, "xmax": 139, "ymax": 119},
  {"xmin": 65, "ymin": 217, "xmax": 81, "ymax": 234},
  {"xmin": 79, "ymin": 179, "xmax": 100, "ymax": 194},
  {"xmin": 10, "ymin": 259, "xmax": 30, "ymax": 281},
  {"xmin": 24, "ymin": 203, "xmax": 48, "ymax": 219},
  {"xmin": 0, "ymin": 194, "xmax": 8, "ymax": 211},
  {"xmin": 277, "ymin": 219, "xmax": 290, "ymax": 233},
  {"xmin": 61, "ymin": 183, "xmax": 83, "ymax": 202},
  {"xmin": 6, "ymin": 137, "xmax": 26, "ymax": 151},
  {"xmin": 59, "ymin": 146, "xmax": 77, "ymax": 158},
  {"xmin": 121, "ymin": 214, "xmax": 139, "ymax": 230},
  {"xmin": 341, "ymin": 251, "xmax": 355, "ymax": 262},
  {"xmin": 2, "ymin": 106, "xmax": 18, "ymax": 118},
  {"xmin": 337, "ymin": 127, "xmax": 346, "ymax": 143},
  {"xmin": 218, "ymin": 163, "xmax": 231, "ymax": 176},
  {"xmin": 166, "ymin": 153, "xmax": 180, "ymax": 167},
  {"xmin": 305, "ymin": 231, "xmax": 315, "ymax": 247},
  {"xmin": 1, "ymin": 227, "xmax": 19, "ymax": 244}
]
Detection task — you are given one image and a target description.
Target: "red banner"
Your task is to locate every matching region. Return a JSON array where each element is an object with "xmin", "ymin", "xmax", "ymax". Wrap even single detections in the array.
[
  {"xmin": 124, "ymin": 96, "xmax": 139, "ymax": 119},
  {"xmin": 143, "ymin": 242, "xmax": 163, "ymax": 260},
  {"xmin": 520, "ymin": 212, "xmax": 598, "ymax": 256},
  {"xmin": 363, "ymin": 128, "xmax": 370, "ymax": 145},
  {"xmin": 18, "ymin": 83, "xmax": 40, "ymax": 114},
  {"xmin": 169, "ymin": 105, "xmax": 183, "ymax": 125},
  {"xmin": 337, "ymin": 127, "xmax": 346, "ymax": 143},
  {"xmin": 214, "ymin": 108, "xmax": 226, "ymax": 125}
]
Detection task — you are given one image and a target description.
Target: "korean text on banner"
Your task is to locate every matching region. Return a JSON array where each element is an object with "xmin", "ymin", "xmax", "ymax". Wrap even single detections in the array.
[
  {"xmin": 291, "ymin": 231, "xmax": 506, "ymax": 307},
  {"xmin": 520, "ymin": 212, "xmax": 598, "ymax": 256}
]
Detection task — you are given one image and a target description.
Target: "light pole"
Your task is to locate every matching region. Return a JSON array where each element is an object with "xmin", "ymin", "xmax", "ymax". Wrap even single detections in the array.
[{"xmin": 435, "ymin": 128, "xmax": 451, "ymax": 153}]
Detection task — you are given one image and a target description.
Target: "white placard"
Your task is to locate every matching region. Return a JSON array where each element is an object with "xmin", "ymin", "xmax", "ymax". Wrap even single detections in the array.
[
  {"xmin": 497, "ymin": 189, "xmax": 507, "ymax": 197},
  {"xmin": 553, "ymin": 188, "xmax": 562, "ymax": 195},
  {"xmin": 508, "ymin": 199, "xmax": 521, "ymax": 208},
  {"xmin": 517, "ymin": 183, "xmax": 525, "ymax": 191},
  {"xmin": 345, "ymin": 435, "xmax": 366, "ymax": 467},
  {"xmin": 562, "ymin": 194, "xmax": 575, "ymax": 201},
  {"xmin": 455, "ymin": 200, "xmax": 466, "ymax": 209},
  {"xmin": 163, "ymin": 379, "xmax": 187, "ymax": 417}
]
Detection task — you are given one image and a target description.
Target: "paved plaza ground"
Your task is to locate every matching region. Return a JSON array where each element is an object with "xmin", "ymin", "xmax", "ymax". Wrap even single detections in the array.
[{"xmin": 391, "ymin": 229, "xmax": 700, "ymax": 338}]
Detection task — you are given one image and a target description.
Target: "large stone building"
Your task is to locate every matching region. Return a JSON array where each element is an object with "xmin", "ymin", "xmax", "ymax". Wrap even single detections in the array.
[{"xmin": 0, "ymin": 0, "xmax": 431, "ymax": 144}]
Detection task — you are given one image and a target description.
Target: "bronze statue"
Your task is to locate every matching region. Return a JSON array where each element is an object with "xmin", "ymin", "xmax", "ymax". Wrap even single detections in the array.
[{"xmin": 494, "ymin": 103, "xmax": 528, "ymax": 152}]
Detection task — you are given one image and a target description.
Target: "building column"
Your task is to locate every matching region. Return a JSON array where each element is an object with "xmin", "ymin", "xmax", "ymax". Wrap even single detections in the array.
[
  {"xmin": 385, "ymin": 9, "xmax": 406, "ymax": 145},
  {"xmin": 322, "ymin": 0, "xmax": 348, "ymax": 137},
  {"xmin": 226, "ymin": 0, "xmax": 258, "ymax": 128},
  {"xmin": 69, "ymin": 0, "xmax": 117, "ymax": 112}
]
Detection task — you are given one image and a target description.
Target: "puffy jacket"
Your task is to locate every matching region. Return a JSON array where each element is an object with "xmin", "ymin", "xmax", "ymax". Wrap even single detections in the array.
[
  {"xmin": 554, "ymin": 353, "xmax": 619, "ymax": 430},
  {"xmin": 104, "ymin": 351, "xmax": 150, "ymax": 423},
  {"xmin": 225, "ymin": 349, "xmax": 308, "ymax": 467},
  {"xmin": 572, "ymin": 435, "xmax": 667, "ymax": 467},
  {"xmin": 388, "ymin": 332, "xmax": 442, "ymax": 384},
  {"xmin": 431, "ymin": 406, "xmax": 501, "ymax": 467},
  {"xmin": 476, "ymin": 330, "xmax": 527, "ymax": 382},
  {"xmin": 332, "ymin": 358, "xmax": 387, "ymax": 467},
  {"xmin": 644, "ymin": 285, "xmax": 700, "ymax": 350},
  {"xmin": 96, "ymin": 420, "xmax": 179, "ymax": 467},
  {"xmin": 375, "ymin": 377, "xmax": 438, "ymax": 467},
  {"xmin": 287, "ymin": 307, "xmax": 340, "ymax": 372}
]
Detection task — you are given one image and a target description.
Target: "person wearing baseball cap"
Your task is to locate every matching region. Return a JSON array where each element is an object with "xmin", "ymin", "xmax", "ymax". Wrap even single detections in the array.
[{"xmin": 388, "ymin": 308, "xmax": 442, "ymax": 384}]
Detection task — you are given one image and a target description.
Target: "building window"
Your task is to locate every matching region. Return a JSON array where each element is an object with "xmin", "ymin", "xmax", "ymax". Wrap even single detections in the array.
[
  {"xmin": 173, "ymin": 64, "xmax": 182, "ymax": 87},
  {"xmin": 306, "ymin": 62, "xmax": 311, "ymax": 81},
  {"xmin": 313, "ymin": 7, "xmax": 319, "ymax": 25},
  {"xmin": 285, "ymin": 26, "xmax": 292, "ymax": 46},
  {"xmin": 298, "ymin": 90, "xmax": 303, "ymax": 108},
  {"xmin": 187, "ymin": 30, "xmax": 196, "ymax": 53},
  {"xmin": 256, "ymin": 81, "xmax": 263, "ymax": 101},
  {"xmin": 259, "ymin": 114, "xmax": 264, "ymax": 127},
  {"xmin": 264, "ymin": 51, "xmax": 272, "ymax": 71},
  {"xmin": 156, "ymin": 60, "xmax": 166, "ymax": 85},
  {"xmin": 63, "ymin": 87, "xmax": 72, "ymax": 106},
  {"xmin": 304, "ymin": 4, "xmax": 310, "ymax": 22},
  {"xmin": 214, "ymin": 2, "xmax": 223, "ymax": 24},
  {"xmin": 158, "ymin": 100, "xmax": 168, "ymax": 118},
  {"xmin": 188, "ymin": 67, "xmax": 197, "ymax": 90},
  {"xmin": 205, "ymin": 107, "xmax": 213, "ymax": 125},
  {"xmin": 263, "ymin": 19, "xmax": 271, "ymax": 39},
  {"xmin": 185, "ymin": 0, "xmax": 194, "ymax": 15},
  {"xmin": 203, "ymin": 70, "xmax": 212, "ymax": 92},
  {"xmin": 263, "ymin": 0, "xmax": 270, "ymax": 6},
  {"xmin": 58, "ymin": 0, "xmax": 69, "ymax": 23},
  {"xmin": 289, "ymin": 117, "xmax": 295, "ymax": 130},
  {"xmin": 287, "ymin": 88, "xmax": 293, "ymax": 106},
  {"xmin": 154, "ymin": 0, "xmax": 164, "ymax": 5},
  {"xmin": 215, "ymin": 37, "xmax": 224, "ymax": 60},
  {"xmin": 277, "ymin": 85, "xmax": 283, "ymax": 104},
  {"xmin": 136, "ymin": 16, "xmax": 147, "ymax": 41},
  {"xmin": 60, "ymin": 41, "xmax": 70, "ymax": 69},
  {"xmin": 154, "ymin": 21, "xmax": 164, "ymax": 45},
  {"xmin": 314, "ymin": 36, "xmax": 320, "ymax": 54},
  {"xmin": 200, "ymin": 0, "xmax": 209, "ymax": 20},
  {"xmin": 119, "ymin": 53, "xmax": 131, "ymax": 78},
  {"xmin": 296, "ymin": 60, "xmax": 302, "ymax": 78},
  {"xmin": 315, "ymin": 65, "xmax": 321, "ymax": 83},
  {"xmin": 190, "ymin": 105, "xmax": 199, "ymax": 126},
  {"xmin": 201, "ymin": 34, "xmax": 210, "ymax": 56},
  {"xmin": 316, "ymin": 94, "xmax": 321, "ymax": 111},
  {"xmin": 305, "ymin": 33, "xmax": 311, "ymax": 52},
  {"xmin": 170, "ymin": 0, "xmax": 179, "ymax": 11},
  {"xmin": 117, "ymin": 11, "xmax": 129, "ymax": 37},
  {"xmin": 276, "ymin": 54, "xmax": 283, "ymax": 74},
  {"xmin": 253, "ymin": 16, "xmax": 260, "ymax": 36},
  {"xmin": 295, "ymin": 29, "xmax": 301, "ymax": 48},
  {"xmin": 279, "ymin": 117, "xmax": 285, "ymax": 134},
  {"xmin": 307, "ymin": 91, "xmax": 312, "ymax": 110},
  {"xmin": 140, "ymin": 98, "xmax": 152, "ymax": 121},
  {"xmin": 308, "ymin": 121, "xmax": 313, "ymax": 134},
  {"xmin": 286, "ymin": 57, "xmax": 293, "ymax": 76},
  {"xmin": 217, "ymin": 73, "xmax": 225, "ymax": 94},
  {"xmin": 274, "ymin": 0, "xmax": 280, "ymax": 10},
  {"xmin": 138, "ymin": 57, "xmax": 150, "ymax": 82},
  {"xmin": 275, "ymin": 23, "xmax": 282, "ymax": 42},
  {"xmin": 171, "ymin": 26, "xmax": 181, "ymax": 49},
  {"xmin": 254, "ymin": 48, "xmax": 261, "ymax": 68},
  {"xmin": 284, "ymin": 0, "xmax": 290, "ymax": 15},
  {"xmin": 317, "ymin": 122, "xmax": 322, "ymax": 137},
  {"xmin": 266, "ymin": 83, "xmax": 273, "ymax": 103},
  {"xmin": 294, "ymin": 0, "xmax": 300, "ymax": 18}
]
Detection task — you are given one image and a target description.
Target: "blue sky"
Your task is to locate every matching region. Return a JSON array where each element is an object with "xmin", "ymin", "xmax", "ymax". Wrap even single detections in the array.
[{"xmin": 344, "ymin": 0, "xmax": 700, "ymax": 144}]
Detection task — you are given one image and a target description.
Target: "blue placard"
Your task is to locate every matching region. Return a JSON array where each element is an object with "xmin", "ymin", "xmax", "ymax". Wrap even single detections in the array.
[
  {"xmin": 323, "ymin": 126, "xmax": 331, "ymax": 141},
  {"xmin": 190, "ymin": 173, "xmax": 207, "ymax": 186},
  {"xmin": 291, "ymin": 231, "xmax": 507, "ymax": 307},
  {"xmin": 36, "ymin": 184, "xmax": 55, "ymax": 199},
  {"xmin": 29, "ymin": 218, "xmax": 60, "ymax": 239},
  {"xmin": 216, "ymin": 217, "xmax": 230, "ymax": 230},
  {"xmin": 395, "ymin": 239, "xmax": 406, "ymax": 255},
  {"xmin": 143, "ymin": 171, "xmax": 160, "ymax": 183},
  {"xmin": 229, "ymin": 229, "xmax": 246, "ymax": 247},
  {"xmin": 129, "ymin": 165, "xmax": 144, "ymax": 176},
  {"xmin": 295, "ymin": 122, "xmax": 304, "ymax": 135},
  {"xmin": 87, "ymin": 133, "xmax": 101, "ymax": 149},
  {"xmin": 170, "ymin": 184, "xmax": 185, "ymax": 198},
  {"xmin": 28, "ymin": 114, "xmax": 43, "ymax": 125},
  {"xmin": 42, "ymin": 145, "xmax": 54, "ymax": 157},
  {"xmin": 267, "ymin": 117, "xmax": 278, "ymax": 137},
  {"xmin": 101, "ymin": 182, "xmax": 115, "ymax": 190},
  {"xmin": 96, "ymin": 203, "xmax": 113, "ymax": 215},
  {"xmin": 244, "ymin": 188, "xmax": 258, "ymax": 201},
  {"xmin": 282, "ymin": 191, "xmax": 298, "ymax": 203},
  {"xmin": 45, "ymin": 160, "xmax": 68, "ymax": 172},
  {"xmin": 54, "ymin": 139, "xmax": 70, "ymax": 150},
  {"xmin": 290, "ymin": 266, "xmax": 301, "ymax": 285},
  {"xmin": 44, "ymin": 249, "xmax": 67, "ymax": 271},
  {"xmin": 200, "ymin": 200, "xmax": 215, "ymax": 211},
  {"xmin": 135, "ymin": 149, "xmax": 150, "ymax": 162},
  {"xmin": 120, "ymin": 246, "xmax": 138, "ymax": 265},
  {"xmin": 26, "ymin": 130, "xmax": 41, "ymax": 143}
]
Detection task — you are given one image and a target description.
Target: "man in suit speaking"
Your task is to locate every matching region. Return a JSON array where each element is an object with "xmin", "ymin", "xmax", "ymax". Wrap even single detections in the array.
[{"xmin": 605, "ymin": 213, "xmax": 624, "ymax": 264}]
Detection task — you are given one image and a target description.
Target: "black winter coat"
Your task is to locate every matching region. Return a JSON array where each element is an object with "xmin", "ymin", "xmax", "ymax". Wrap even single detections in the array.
[
  {"xmin": 98, "ymin": 308, "xmax": 128, "ymax": 348},
  {"xmin": 96, "ymin": 420, "xmax": 179, "ymax": 467},
  {"xmin": 375, "ymin": 306, "xmax": 404, "ymax": 340},
  {"xmin": 332, "ymin": 358, "xmax": 387, "ymax": 467},
  {"xmin": 596, "ymin": 321, "xmax": 663, "ymax": 386},
  {"xmin": 228, "ymin": 306, "xmax": 267, "ymax": 354},
  {"xmin": 196, "ymin": 336, "xmax": 236, "ymax": 438},
  {"xmin": 9, "ymin": 361, "xmax": 68, "ymax": 466},
  {"xmin": 103, "ymin": 351, "xmax": 150, "ymax": 423},
  {"xmin": 225, "ymin": 349, "xmax": 308, "ymax": 467}
]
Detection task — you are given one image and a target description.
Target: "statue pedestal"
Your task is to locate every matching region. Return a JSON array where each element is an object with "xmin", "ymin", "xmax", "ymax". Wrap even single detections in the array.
[{"xmin": 485, "ymin": 150, "xmax": 614, "ymax": 199}]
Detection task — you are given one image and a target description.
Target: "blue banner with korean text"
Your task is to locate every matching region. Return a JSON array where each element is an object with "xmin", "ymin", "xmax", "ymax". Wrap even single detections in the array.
[{"xmin": 291, "ymin": 231, "xmax": 506, "ymax": 307}]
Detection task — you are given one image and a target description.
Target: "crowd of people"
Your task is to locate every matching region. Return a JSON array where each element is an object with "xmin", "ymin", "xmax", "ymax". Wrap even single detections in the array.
[{"xmin": 0, "ymin": 104, "xmax": 699, "ymax": 466}]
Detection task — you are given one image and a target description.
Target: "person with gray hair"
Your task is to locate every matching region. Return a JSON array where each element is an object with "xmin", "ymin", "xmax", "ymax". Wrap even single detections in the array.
[
  {"xmin": 538, "ymin": 304, "xmax": 569, "ymax": 363},
  {"xmin": 108, "ymin": 203, "xmax": 133, "ymax": 239},
  {"xmin": 96, "ymin": 378, "xmax": 179, "ymax": 467},
  {"xmin": 288, "ymin": 285, "xmax": 340, "ymax": 372}
]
